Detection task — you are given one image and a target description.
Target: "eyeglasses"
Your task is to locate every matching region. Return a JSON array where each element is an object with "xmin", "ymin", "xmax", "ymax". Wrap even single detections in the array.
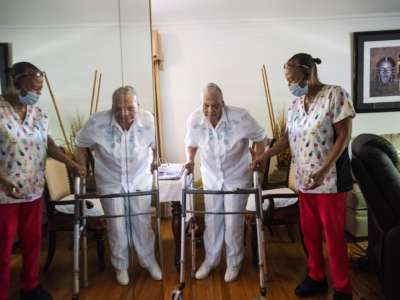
[
  {"xmin": 283, "ymin": 63, "xmax": 310, "ymax": 70},
  {"xmin": 13, "ymin": 70, "xmax": 46, "ymax": 80}
]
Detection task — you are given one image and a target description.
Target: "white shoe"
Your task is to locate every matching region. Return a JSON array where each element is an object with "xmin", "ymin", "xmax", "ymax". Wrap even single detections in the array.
[
  {"xmin": 115, "ymin": 269, "xmax": 130, "ymax": 285},
  {"xmin": 146, "ymin": 261, "xmax": 162, "ymax": 281},
  {"xmin": 224, "ymin": 265, "xmax": 241, "ymax": 282},
  {"xmin": 195, "ymin": 261, "xmax": 215, "ymax": 280}
]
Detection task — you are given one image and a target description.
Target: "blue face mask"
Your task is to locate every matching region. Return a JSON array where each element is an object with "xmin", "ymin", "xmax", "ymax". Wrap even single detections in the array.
[
  {"xmin": 19, "ymin": 91, "xmax": 40, "ymax": 105},
  {"xmin": 289, "ymin": 82, "xmax": 309, "ymax": 97}
]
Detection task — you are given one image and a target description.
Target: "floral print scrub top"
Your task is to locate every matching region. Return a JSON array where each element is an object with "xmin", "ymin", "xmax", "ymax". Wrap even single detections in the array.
[
  {"xmin": 0, "ymin": 96, "xmax": 48, "ymax": 204},
  {"xmin": 287, "ymin": 85, "xmax": 356, "ymax": 194}
]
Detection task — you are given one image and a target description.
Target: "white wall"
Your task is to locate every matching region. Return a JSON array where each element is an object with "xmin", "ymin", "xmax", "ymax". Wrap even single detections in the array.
[
  {"xmin": 0, "ymin": 23, "xmax": 153, "ymax": 145},
  {"xmin": 154, "ymin": 14, "xmax": 400, "ymax": 164}
]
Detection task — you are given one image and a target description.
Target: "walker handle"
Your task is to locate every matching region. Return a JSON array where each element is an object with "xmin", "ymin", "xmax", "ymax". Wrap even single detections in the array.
[
  {"xmin": 152, "ymin": 169, "xmax": 159, "ymax": 189},
  {"xmin": 253, "ymin": 171, "xmax": 262, "ymax": 189},
  {"xmin": 74, "ymin": 177, "xmax": 81, "ymax": 195},
  {"xmin": 182, "ymin": 169, "xmax": 193, "ymax": 189},
  {"xmin": 74, "ymin": 177, "xmax": 90, "ymax": 208}
]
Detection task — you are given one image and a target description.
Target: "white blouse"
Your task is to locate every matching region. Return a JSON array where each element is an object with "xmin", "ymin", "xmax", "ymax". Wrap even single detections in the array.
[
  {"xmin": 185, "ymin": 105, "xmax": 266, "ymax": 189},
  {"xmin": 76, "ymin": 109, "xmax": 155, "ymax": 194}
]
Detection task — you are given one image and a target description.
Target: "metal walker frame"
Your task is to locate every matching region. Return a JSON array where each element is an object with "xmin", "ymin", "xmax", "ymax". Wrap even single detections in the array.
[
  {"xmin": 171, "ymin": 170, "xmax": 268, "ymax": 300},
  {"xmin": 72, "ymin": 171, "xmax": 163, "ymax": 299}
]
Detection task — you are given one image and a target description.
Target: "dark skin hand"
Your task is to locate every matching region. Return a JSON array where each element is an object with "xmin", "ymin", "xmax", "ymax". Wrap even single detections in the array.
[
  {"xmin": 47, "ymin": 136, "xmax": 87, "ymax": 177},
  {"xmin": 251, "ymin": 130, "xmax": 290, "ymax": 171},
  {"xmin": 151, "ymin": 148, "xmax": 160, "ymax": 173},
  {"xmin": 0, "ymin": 176, "xmax": 24, "ymax": 198},
  {"xmin": 184, "ymin": 147, "xmax": 197, "ymax": 174},
  {"xmin": 303, "ymin": 117, "xmax": 352, "ymax": 190}
]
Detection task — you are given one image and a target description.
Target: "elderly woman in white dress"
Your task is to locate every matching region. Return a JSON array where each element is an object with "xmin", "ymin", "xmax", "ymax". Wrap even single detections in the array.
[{"xmin": 185, "ymin": 83, "xmax": 267, "ymax": 282}]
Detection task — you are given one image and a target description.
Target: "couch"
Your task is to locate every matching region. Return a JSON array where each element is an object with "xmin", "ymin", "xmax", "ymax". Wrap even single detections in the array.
[
  {"xmin": 346, "ymin": 133, "xmax": 400, "ymax": 239},
  {"xmin": 351, "ymin": 133, "xmax": 400, "ymax": 300}
]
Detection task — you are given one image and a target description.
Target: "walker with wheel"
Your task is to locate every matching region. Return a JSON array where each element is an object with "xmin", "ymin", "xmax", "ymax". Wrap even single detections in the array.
[
  {"xmin": 71, "ymin": 170, "xmax": 163, "ymax": 300},
  {"xmin": 171, "ymin": 170, "xmax": 268, "ymax": 300}
]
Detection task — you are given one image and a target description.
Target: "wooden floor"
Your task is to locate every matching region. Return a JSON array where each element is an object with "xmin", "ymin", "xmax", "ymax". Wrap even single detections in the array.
[{"xmin": 9, "ymin": 220, "xmax": 382, "ymax": 300}]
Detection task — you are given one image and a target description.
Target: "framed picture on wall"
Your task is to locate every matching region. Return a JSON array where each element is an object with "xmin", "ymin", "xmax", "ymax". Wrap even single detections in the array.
[{"xmin": 353, "ymin": 29, "xmax": 400, "ymax": 113}]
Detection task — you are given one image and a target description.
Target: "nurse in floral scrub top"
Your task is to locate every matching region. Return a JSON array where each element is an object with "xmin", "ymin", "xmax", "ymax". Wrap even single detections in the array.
[
  {"xmin": 252, "ymin": 53, "xmax": 355, "ymax": 300},
  {"xmin": 0, "ymin": 62, "xmax": 85, "ymax": 300}
]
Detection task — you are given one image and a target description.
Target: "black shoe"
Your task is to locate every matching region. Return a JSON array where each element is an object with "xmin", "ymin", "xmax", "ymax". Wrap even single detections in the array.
[
  {"xmin": 333, "ymin": 290, "xmax": 352, "ymax": 300},
  {"xmin": 294, "ymin": 275, "xmax": 328, "ymax": 297},
  {"xmin": 20, "ymin": 285, "xmax": 53, "ymax": 300}
]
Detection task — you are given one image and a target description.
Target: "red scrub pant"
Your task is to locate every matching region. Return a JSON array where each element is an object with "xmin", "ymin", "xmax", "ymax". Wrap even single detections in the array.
[
  {"xmin": 299, "ymin": 192, "xmax": 352, "ymax": 294},
  {"xmin": 0, "ymin": 199, "xmax": 42, "ymax": 300}
]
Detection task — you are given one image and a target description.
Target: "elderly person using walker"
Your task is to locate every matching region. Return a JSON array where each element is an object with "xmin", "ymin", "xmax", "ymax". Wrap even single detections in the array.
[
  {"xmin": 75, "ymin": 86, "xmax": 161, "ymax": 285},
  {"xmin": 185, "ymin": 82, "xmax": 267, "ymax": 282}
]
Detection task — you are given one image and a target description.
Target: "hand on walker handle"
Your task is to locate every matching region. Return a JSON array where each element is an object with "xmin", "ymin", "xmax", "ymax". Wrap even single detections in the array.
[
  {"xmin": 184, "ymin": 161, "xmax": 195, "ymax": 175},
  {"xmin": 70, "ymin": 161, "xmax": 87, "ymax": 178},
  {"xmin": 249, "ymin": 147, "xmax": 263, "ymax": 171},
  {"xmin": 151, "ymin": 159, "xmax": 160, "ymax": 173}
]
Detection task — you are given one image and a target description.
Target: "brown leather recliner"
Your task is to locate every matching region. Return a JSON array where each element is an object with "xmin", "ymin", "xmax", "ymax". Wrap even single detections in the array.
[{"xmin": 351, "ymin": 133, "xmax": 400, "ymax": 300}]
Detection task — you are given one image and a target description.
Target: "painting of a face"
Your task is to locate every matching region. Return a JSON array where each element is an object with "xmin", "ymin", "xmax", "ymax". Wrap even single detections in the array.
[
  {"xmin": 377, "ymin": 57, "xmax": 395, "ymax": 84},
  {"xmin": 369, "ymin": 47, "xmax": 400, "ymax": 98},
  {"xmin": 353, "ymin": 30, "xmax": 400, "ymax": 112}
]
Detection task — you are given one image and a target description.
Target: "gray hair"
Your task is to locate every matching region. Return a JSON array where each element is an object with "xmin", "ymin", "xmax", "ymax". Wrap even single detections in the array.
[
  {"xmin": 202, "ymin": 82, "xmax": 223, "ymax": 101},
  {"xmin": 112, "ymin": 85, "xmax": 138, "ymax": 107}
]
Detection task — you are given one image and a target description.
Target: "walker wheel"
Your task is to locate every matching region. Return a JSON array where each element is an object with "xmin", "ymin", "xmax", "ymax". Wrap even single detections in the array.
[{"xmin": 171, "ymin": 289, "xmax": 183, "ymax": 300}]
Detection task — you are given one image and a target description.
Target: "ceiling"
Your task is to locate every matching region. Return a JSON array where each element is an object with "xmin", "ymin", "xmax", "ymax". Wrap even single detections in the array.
[
  {"xmin": 151, "ymin": 0, "xmax": 400, "ymax": 23},
  {"xmin": 0, "ymin": 0, "xmax": 399, "ymax": 26},
  {"xmin": 0, "ymin": 0, "xmax": 150, "ymax": 26}
]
